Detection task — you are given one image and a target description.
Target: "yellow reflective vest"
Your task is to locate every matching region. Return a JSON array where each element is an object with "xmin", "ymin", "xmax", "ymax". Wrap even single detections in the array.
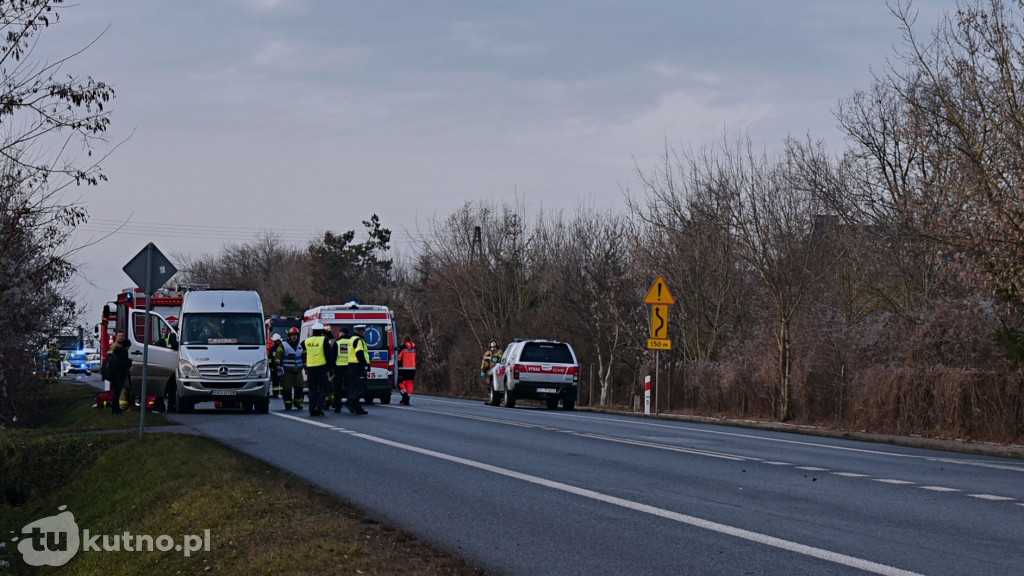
[
  {"xmin": 349, "ymin": 335, "xmax": 368, "ymax": 366},
  {"xmin": 335, "ymin": 337, "xmax": 351, "ymax": 367},
  {"xmin": 304, "ymin": 335, "xmax": 328, "ymax": 367}
]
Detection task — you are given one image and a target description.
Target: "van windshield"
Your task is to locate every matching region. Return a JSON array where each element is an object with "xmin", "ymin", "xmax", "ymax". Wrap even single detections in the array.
[{"xmin": 182, "ymin": 313, "xmax": 265, "ymax": 346}]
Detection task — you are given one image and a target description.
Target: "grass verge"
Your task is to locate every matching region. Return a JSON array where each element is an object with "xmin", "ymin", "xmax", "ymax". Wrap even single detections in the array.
[{"xmin": 1, "ymin": 380, "xmax": 485, "ymax": 575}]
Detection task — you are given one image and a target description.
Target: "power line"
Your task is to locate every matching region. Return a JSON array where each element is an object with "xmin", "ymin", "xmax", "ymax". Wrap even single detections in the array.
[{"xmin": 78, "ymin": 218, "xmax": 421, "ymax": 246}]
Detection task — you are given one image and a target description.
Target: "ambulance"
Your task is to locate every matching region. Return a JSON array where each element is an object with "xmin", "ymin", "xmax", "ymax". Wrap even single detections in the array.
[{"xmin": 300, "ymin": 302, "xmax": 399, "ymax": 404}]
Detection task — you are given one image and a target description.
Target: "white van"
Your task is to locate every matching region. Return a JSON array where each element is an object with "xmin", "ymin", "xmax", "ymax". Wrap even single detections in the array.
[{"xmin": 172, "ymin": 290, "xmax": 271, "ymax": 413}]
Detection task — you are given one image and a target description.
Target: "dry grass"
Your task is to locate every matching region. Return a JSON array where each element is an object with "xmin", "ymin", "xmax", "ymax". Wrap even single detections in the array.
[{"xmin": 0, "ymin": 381, "xmax": 486, "ymax": 576}]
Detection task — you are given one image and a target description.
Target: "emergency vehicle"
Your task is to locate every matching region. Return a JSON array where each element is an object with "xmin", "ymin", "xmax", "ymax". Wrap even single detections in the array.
[
  {"xmin": 300, "ymin": 302, "xmax": 399, "ymax": 404},
  {"xmin": 265, "ymin": 316, "xmax": 301, "ymax": 354},
  {"xmin": 96, "ymin": 284, "xmax": 205, "ymax": 409}
]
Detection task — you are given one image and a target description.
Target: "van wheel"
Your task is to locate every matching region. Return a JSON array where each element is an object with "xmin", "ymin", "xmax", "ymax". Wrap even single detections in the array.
[
  {"xmin": 380, "ymin": 393, "xmax": 392, "ymax": 405},
  {"xmin": 502, "ymin": 389, "xmax": 516, "ymax": 409},
  {"xmin": 255, "ymin": 398, "xmax": 270, "ymax": 414},
  {"xmin": 488, "ymin": 388, "xmax": 501, "ymax": 406},
  {"xmin": 176, "ymin": 395, "xmax": 193, "ymax": 414},
  {"xmin": 546, "ymin": 398, "xmax": 559, "ymax": 410},
  {"xmin": 562, "ymin": 398, "xmax": 576, "ymax": 410}
]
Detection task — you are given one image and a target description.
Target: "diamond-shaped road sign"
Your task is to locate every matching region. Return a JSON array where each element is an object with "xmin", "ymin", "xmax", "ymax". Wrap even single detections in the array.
[{"xmin": 123, "ymin": 242, "xmax": 177, "ymax": 295}]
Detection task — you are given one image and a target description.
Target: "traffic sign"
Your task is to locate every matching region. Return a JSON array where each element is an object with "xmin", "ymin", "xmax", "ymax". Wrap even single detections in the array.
[
  {"xmin": 650, "ymin": 305, "xmax": 669, "ymax": 339},
  {"xmin": 123, "ymin": 243, "xmax": 177, "ymax": 295},
  {"xmin": 647, "ymin": 338, "xmax": 671, "ymax": 350},
  {"xmin": 643, "ymin": 276, "xmax": 676, "ymax": 305}
]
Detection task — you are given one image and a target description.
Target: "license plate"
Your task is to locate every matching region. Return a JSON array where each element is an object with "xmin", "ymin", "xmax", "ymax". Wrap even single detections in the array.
[
  {"xmin": 211, "ymin": 389, "xmax": 237, "ymax": 396},
  {"xmin": 537, "ymin": 388, "xmax": 557, "ymax": 394}
]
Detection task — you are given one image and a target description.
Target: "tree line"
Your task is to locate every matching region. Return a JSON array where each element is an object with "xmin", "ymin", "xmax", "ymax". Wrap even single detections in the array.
[{"xmin": 4, "ymin": 1, "xmax": 1024, "ymax": 442}]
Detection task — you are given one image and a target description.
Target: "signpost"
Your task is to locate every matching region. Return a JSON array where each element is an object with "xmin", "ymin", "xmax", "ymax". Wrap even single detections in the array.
[
  {"xmin": 123, "ymin": 243, "xmax": 177, "ymax": 438},
  {"xmin": 643, "ymin": 276, "xmax": 675, "ymax": 414}
]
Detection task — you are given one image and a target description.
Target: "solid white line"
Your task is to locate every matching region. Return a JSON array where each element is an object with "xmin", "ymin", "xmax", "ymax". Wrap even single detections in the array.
[
  {"xmin": 348, "ymin": 431, "xmax": 926, "ymax": 576},
  {"xmin": 271, "ymin": 413, "xmax": 925, "ymax": 576}
]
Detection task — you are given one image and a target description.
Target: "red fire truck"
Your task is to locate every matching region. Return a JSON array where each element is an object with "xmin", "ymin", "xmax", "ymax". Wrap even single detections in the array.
[{"xmin": 97, "ymin": 284, "xmax": 205, "ymax": 409}]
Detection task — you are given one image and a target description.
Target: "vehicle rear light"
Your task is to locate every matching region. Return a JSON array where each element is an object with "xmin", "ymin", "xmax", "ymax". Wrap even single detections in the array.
[
  {"xmin": 568, "ymin": 366, "xmax": 579, "ymax": 383},
  {"xmin": 513, "ymin": 364, "xmax": 521, "ymax": 380}
]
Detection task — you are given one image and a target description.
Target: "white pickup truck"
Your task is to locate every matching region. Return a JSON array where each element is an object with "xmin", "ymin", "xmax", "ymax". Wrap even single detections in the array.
[{"xmin": 487, "ymin": 339, "xmax": 580, "ymax": 410}]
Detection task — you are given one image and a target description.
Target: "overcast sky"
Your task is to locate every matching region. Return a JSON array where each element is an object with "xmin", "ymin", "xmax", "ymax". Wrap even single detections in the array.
[{"xmin": 43, "ymin": 0, "xmax": 955, "ymax": 326}]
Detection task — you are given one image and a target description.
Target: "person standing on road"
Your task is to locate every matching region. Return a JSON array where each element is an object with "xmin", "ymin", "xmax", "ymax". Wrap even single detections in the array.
[
  {"xmin": 332, "ymin": 326, "xmax": 351, "ymax": 413},
  {"xmin": 268, "ymin": 332, "xmax": 284, "ymax": 403},
  {"xmin": 397, "ymin": 335, "xmax": 416, "ymax": 405},
  {"xmin": 302, "ymin": 323, "xmax": 334, "ymax": 417},
  {"xmin": 109, "ymin": 330, "xmax": 132, "ymax": 415},
  {"xmin": 46, "ymin": 343, "xmax": 61, "ymax": 381},
  {"xmin": 344, "ymin": 325, "xmax": 370, "ymax": 415},
  {"xmin": 480, "ymin": 339, "xmax": 503, "ymax": 379},
  {"xmin": 280, "ymin": 327, "xmax": 304, "ymax": 411}
]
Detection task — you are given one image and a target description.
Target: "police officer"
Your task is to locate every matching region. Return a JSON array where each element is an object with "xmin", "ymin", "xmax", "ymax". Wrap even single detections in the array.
[
  {"xmin": 345, "ymin": 325, "xmax": 370, "ymax": 415},
  {"xmin": 301, "ymin": 323, "xmax": 335, "ymax": 417},
  {"xmin": 332, "ymin": 326, "xmax": 351, "ymax": 413},
  {"xmin": 280, "ymin": 327, "xmax": 304, "ymax": 410}
]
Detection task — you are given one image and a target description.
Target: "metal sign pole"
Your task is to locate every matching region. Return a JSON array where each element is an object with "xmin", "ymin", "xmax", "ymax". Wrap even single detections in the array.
[
  {"xmin": 139, "ymin": 246, "xmax": 152, "ymax": 438},
  {"xmin": 654, "ymin": 350, "xmax": 660, "ymax": 415}
]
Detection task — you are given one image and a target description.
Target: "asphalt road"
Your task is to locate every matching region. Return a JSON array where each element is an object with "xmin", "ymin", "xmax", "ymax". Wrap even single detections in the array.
[
  {"xmin": 144, "ymin": 390, "xmax": 1020, "ymax": 576},
  {"xmin": 68, "ymin": 374, "xmax": 1024, "ymax": 575}
]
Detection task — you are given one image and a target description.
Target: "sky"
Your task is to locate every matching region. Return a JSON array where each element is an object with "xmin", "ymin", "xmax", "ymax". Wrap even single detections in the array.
[{"xmin": 37, "ymin": 0, "xmax": 956, "ymax": 329}]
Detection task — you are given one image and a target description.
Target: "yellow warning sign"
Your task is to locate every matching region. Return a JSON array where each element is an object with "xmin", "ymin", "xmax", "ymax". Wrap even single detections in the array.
[{"xmin": 643, "ymin": 276, "xmax": 676, "ymax": 305}]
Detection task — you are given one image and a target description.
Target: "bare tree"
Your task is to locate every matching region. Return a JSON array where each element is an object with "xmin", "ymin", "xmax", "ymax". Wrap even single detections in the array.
[
  {"xmin": 877, "ymin": 0, "xmax": 1024, "ymax": 311},
  {"xmin": 176, "ymin": 230, "xmax": 314, "ymax": 314},
  {"xmin": 628, "ymin": 144, "xmax": 747, "ymax": 365},
  {"xmin": 722, "ymin": 136, "xmax": 841, "ymax": 421},
  {"xmin": 551, "ymin": 206, "xmax": 645, "ymax": 405},
  {"xmin": 0, "ymin": 0, "xmax": 115, "ymax": 424}
]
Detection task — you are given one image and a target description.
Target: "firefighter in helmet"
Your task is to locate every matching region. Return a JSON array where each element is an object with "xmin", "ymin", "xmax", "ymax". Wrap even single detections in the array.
[{"xmin": 280, "ymin": 327, "xmax": 304, "ymax": 410}]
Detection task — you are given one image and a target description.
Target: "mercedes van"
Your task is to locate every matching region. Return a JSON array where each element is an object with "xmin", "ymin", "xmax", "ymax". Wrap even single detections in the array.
[{"xmin": 173, "ymin": 290, "xmax": 270, "ymax": 413}]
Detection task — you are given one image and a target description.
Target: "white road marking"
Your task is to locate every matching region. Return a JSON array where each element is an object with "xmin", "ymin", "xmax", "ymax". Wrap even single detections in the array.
[
  {"xmin": 875, "ymin": 479, "xmax": 915, "ymax": 485},
  {"xmin": 968, "ymin": 494, "xmax": 1015, "ymax": 501},
  {"xmin": 920, "ymin": 486, "xmax": 960, "ymax": 492},
  {"xmin": 272, "ymin": 413, "xmax": 927, "ymax": 576}
]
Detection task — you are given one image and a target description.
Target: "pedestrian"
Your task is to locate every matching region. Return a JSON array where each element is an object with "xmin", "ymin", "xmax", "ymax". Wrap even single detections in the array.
[
  {"xmin": 108, "ymin": 330, "xmax": 133, "ymax": 415},
  {"xmin": 268, "ymin": 333, "xmax": 284, "ymax": 402},
  {"xmin": 345, "ymin": 325, "xmax": 370, "ymax": 415},
  {"xmin": 302, "ymin": 323, "xmax": 334, "ymax": 417},
  {"xmin": 333, "ymin": 326, "xmax": 351, "ymax": 413},
  {"xmin": 280, "ymin": 327, "xmax": 304, "ymax": 410},
  {"xmin": 397, "ymin": 335, "xmax": 416, "ymax": 405}
]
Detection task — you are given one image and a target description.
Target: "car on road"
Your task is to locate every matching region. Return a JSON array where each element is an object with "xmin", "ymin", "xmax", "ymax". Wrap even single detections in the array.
[
  {"xmin": 487, "ymin": 338, "xmax": 579, "ymax": 410},
  {"xmin": 63, "ymin": 350, "xmax": 91, "ymax": 375},
  {"xmin": 86, "ymin": 350, "xmax": 101, "ymax": 373}
]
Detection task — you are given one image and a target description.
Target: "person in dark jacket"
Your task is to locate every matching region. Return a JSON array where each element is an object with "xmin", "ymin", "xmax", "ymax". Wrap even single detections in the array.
[
  {"xmin": 109, "ymin": 330, "xmax": 132, "ymax": 415},
  {"xmin": 345, "ymin": 325, "xmax": 370, "ymax": 415}
]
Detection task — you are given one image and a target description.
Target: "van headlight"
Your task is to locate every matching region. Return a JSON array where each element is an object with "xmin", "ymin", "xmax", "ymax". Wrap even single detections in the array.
[
  {"xmin": 248, "ymin": 359, "xmax": 268, "ymax": 379},
  {"xmin": 179, "ymin": 360, "xmax": 200, "ymax": 378}
]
